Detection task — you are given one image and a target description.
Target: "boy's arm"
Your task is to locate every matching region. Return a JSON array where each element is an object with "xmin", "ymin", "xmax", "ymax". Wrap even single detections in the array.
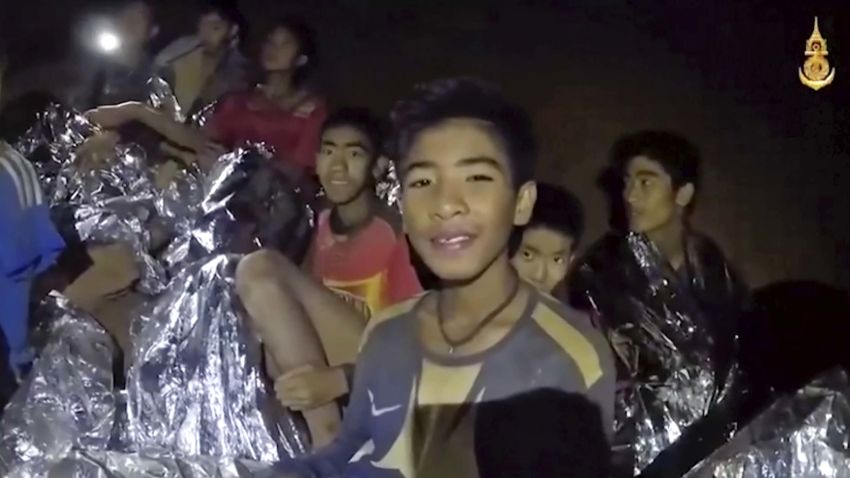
[
  {"xmin": 275, "ymin": 330, "xmax": 382, "ymax": 478},
  {"xmin": 0, "ymin": 174, "xmax": 22, "ymax": 277},
  {"xmin": 0, "ymin": 155, "xmax": 64, "ymax": 279},
  {"xmin": 85, "ymin": 103, "xmax": 209, "ymax": 153},
  {"xmin": 134, "ymin": 105, "xmax": 209, "ymax": 152}
]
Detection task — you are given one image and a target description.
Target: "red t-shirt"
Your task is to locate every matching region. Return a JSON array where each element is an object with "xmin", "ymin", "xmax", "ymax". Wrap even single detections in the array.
[
  {"xmin": 206, "ymin": 90, "xmax": 327, "ymax": 173},
  {"xmin": 310, "ymin": 206, "xmax": 422, "ymax": 323}
]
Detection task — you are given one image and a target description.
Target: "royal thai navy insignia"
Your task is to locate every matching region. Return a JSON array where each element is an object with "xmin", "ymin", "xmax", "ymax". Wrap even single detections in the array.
[{"xmin": 798, "ymin": 17, "xmax": 836, "ymax": 91}]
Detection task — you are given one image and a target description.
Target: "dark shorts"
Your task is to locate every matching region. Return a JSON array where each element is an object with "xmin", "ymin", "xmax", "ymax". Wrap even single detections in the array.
[{"xmin": 30, "ymin": 205, "xmax": 93, "ymax": 305}]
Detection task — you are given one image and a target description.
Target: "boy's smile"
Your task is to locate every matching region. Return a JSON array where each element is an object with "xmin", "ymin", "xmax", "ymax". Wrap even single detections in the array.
[
  {"xmin": 316, "ymin": 125, "xmax": 374, "ymax": 205},
  {"xmin": 401, "ymin": 118, "xmax": 535, "ymax": 282},
  {"xmin": 430, "ymin": 224, "xmax": 479, "ymax": 256}
]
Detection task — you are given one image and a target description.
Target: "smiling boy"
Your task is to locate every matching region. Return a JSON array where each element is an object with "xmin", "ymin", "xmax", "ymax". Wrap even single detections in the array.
[
  {"xmin": 235, "ymin": 108, "xmax": 421, "ymax": 447},
  {"xmin": 271, "ymin": 78, "xmax": 615, "ymax": 478}
]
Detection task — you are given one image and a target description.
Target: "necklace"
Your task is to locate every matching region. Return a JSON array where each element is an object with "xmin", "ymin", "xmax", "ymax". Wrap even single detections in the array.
[{"xmin": 436, "ymin": 273, "xmax": 521, "ymax": 354}]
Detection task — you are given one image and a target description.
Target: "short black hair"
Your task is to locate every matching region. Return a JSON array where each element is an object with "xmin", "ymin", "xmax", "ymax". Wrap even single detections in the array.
[
  {"xmin": 199, "ymin": 0, "xmax": 240, "ymax": 22},
  {"xmin": 117, "ymin": 0, "xmax": 156, "ymax": 20},
  {"xmin": 389, "ymin": 77, "xmax": 537, "ymax": 187},
  {"xmin": 475, "ymin": 389, "xmax": 610, "ymax": 478},
  {"xmin": 611, "ymin": 130, "xmax": 701, "ymax": 191},
  {"xmin": 112, "ymin": 0, "xmax": 158, "ymax": 36},
  {"xmin": 266, "ymin": 16, "xmax": 317, "ymax": 87},
  {"xmin": 199, "ymin": 0, "xmax": 245, "ymax": 34},
  {"xmin": 321, "ymin": 107, "xmax": 385, "ymax": 158},
  {"xmin": 527, "ymin": 182, "xmax": 585, "ymax": 247}
]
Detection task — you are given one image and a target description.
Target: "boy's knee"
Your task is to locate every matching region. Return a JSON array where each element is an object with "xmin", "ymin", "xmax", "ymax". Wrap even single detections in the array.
[{"xmin": 235, "ymin": 249, "xmax": 286, "ymax": 296}]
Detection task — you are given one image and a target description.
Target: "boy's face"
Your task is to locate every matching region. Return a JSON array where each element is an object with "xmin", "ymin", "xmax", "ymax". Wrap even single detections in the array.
[
  {"xmin": 316, "ymin": 125, "xmax": 375, "ymax": 205},
  {"xmin": 117, "ymin": 2, "xmax": 154, "ymax": 50},
  {"xmin": 401, "ymin": 118, "xmax": 536, "ymax": 282},
  {"xmin": 261, "ymin": 27, "xmax": 299, "ymax": 72},
  {"xmin": 198, "ymin": 12, "xmax": 232, "ymax": 52},
  {"xmin": 512, "ymin": 226, "xmax": 573, "ymax": 293},
  {"xmin": 623, "ymin": 155, "xmax": 692, "ymax": 236}
]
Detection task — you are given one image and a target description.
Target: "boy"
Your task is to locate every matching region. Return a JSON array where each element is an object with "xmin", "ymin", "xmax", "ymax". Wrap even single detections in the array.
[
  {"xmin": 235, "ymin": 108, "xmax": 421, "ymax": 447},
  {"xmin": 512, "ymin": 181, "xmax": 584, "ymax": 295},
  {"xmin": 570, "ymin": 131, "xmax": 748, "ymax": 477},
  {"xmin": 0, "ymin": 42, "xmax": 66, "ymax": 386},
  {"xmin": 74, "ymin": 0, "xmax": 162, "ymax": 110},
  {"xmin": 270, "ymin": 78, "xmax": 615, "ymax": 478},
  {"xmin": 74, "ymin": 0, "xmax": 177, "ymax": 165},
  {"xmin": 155, "ymin": 0, "xmax": 249, "ymax": 117}
]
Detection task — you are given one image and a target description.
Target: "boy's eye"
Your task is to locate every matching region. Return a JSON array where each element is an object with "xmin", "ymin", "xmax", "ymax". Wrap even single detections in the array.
[
  {"xmin": 407, "ymin": 178, "xmax": 431, "ymax": 188},
  {"xmin": 553, "ymin": 255, "xmax": 565, "ymax": 265},
  {"xmin": 321, "ymin": 147, "xmax": 334, "ymax": 156},
  {"xmin": 521, "ymin": 249, "xmax": 534, "ymax": 261},
  {"xmin": 468, "ymin": 174, "xmax": 494, "ymax": 182}
]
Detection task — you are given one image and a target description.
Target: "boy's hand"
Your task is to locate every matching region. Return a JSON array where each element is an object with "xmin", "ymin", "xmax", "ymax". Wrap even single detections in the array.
[
  {"xmin": 77, "ymin": 131, "xmax": 120, "ymax": 170},
  {"xmin": 84, "ymin": 102, "xmax": 145, "ymax": 129},
  {"xmin": 274, "ymin": 365, "xmax": 348, "ymax": 411},
  {"xmin": 197, "ymin": 142, "xmax": 227, "ymax": 170}
]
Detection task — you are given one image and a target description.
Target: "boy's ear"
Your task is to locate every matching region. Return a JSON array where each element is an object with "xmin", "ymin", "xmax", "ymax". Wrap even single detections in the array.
[
  {"xmin": 372, "ymin": 156, "xmax": 390, "ymax": 181},
  {"xmin": 513, "ymin": 181, "xmax": 537, "ymax": 227},
  {"xmin": 149, "ymin": 25, "xmax": 160, "ymax": 40},
  {"xmin": 295, "ymin": 55, "xmax": 308, "ymax": 67},
  {"xmin": 675, "ymin": 182, "xmax": 695, "ymax": 208},
  {"xmin": 229, "ymin": 25, "xmax": 240, "ymax": 46}
]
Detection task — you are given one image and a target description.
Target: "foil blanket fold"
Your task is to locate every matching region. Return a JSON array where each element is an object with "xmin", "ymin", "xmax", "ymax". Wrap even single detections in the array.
[
  {"xmin": 1, "ymin": 101, "xmax": 318, "ymax": 476},
  {"xmin": 686, "ymin": 369, "xmax": 850, "ymax": 478}
]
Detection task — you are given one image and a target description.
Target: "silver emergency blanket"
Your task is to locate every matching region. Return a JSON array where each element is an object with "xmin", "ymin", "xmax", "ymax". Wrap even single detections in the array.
[
  {"xmin": 2, "ymin": 103, "xmax": 317, "ymax": 475},
  {"xmin": 31, "ymin": 450, "xmax": 273, "ymax": 477},
  {"xmin": 148, "ymin": 76, "xmax": 185, "ymax": 124},
  {"xmin": 376, "ymin": 160, "xmax": 401, "ymax": 210},
  {"xmin": 126, "ymin": 146, "xmax": 313, "ymax": 460},
  {"xmin": 572, "ymin": 231, "xmax": 748, "ymax": 474},
  {"xmin": 0, "ymin": 293, "xmax": 116, "ymax": 477},
  {"xmin": 14, "ymin": 104, "xmax": 203, "ymax": 294},
  {"xmin": 686, "ymin": 368, "xmax": 850, "ymax": 478},
  {"xmin": 0, "ymin": 292, "xmax": 278, "ymax": 477},
  {"xmin": 189, "ymin": 100, "xmax": 217, "ymax": 129},
  {"xmin": 126, "ymin": 255, "xmax": 308, "ymax": 461}
]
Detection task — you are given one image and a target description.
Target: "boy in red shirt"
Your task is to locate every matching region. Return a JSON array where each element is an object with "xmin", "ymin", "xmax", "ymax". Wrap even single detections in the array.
[
  {"xmin": 85, "ymin": 17, "xmax": 326, "ymax": 186},
  {"xmin": 235, "ymin": 108, "xmax": 421, "ymax": 447}
]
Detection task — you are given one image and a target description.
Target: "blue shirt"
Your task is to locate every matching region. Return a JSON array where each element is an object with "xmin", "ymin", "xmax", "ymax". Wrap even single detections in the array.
[{"xmin": 0, "ymin": 141, "xmax": 64, "ymax": 368}]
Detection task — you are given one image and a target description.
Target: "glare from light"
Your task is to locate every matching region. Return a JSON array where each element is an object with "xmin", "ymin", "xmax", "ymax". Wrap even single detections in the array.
[{"xmin": 97, "ymin": 31, "xmax": 121, "ymax": 53}]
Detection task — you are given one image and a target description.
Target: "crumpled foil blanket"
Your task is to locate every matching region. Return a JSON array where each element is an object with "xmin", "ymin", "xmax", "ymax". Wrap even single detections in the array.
[{"xmin": 686, "ymin": 368, "xmax": 850, "ymax": 478}]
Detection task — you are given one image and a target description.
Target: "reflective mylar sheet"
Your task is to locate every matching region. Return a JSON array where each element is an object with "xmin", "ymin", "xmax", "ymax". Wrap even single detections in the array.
[
  {"xmin": 686, "ymin": 369, "xmax": 850, "ymax": 478},
  {"xmin": 572, "ymin": 232, "xmax": 748, "ymax": 474},
  {"xmin": 0, "ymin": 293, "xmax": 116, "ymax": 477},
  {"xmin": 2, "ymin": 100, "xmax": 320, "ymax": 476}
]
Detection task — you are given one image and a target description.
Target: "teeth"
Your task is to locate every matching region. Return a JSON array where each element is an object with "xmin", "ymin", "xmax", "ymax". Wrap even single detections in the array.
[{"xmin": 439, "ymin": 235, "xmax": 469, "ymax": 245}]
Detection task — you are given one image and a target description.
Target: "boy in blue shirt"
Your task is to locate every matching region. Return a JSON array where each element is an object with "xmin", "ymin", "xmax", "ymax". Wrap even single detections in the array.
[
  {"xmin": 271, "ymin": 78, "xmax": 615, "ymax": 478},
  {"xmin": 0, "ymin": 42, "xmax": 66, "ymax": 380}
]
